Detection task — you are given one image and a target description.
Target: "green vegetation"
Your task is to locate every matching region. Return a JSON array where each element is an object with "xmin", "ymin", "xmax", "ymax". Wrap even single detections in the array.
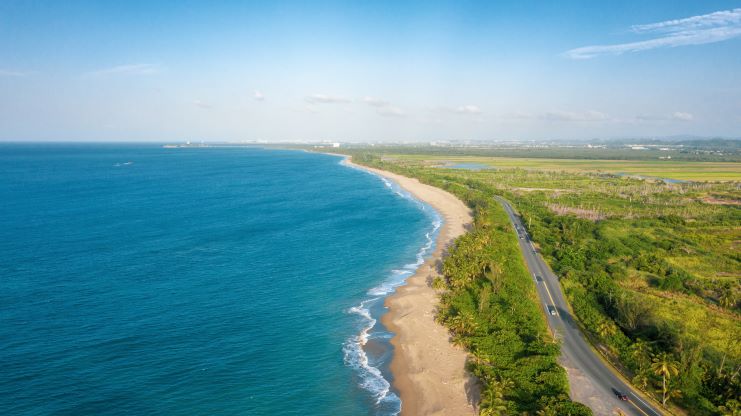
[
  {"xmin": 380, "ymin": 154, "xmax": 741, "ymax": 182},
  {"xmin": 352, "ymin": 153, "xmax": 592, "ymax": 415},
  {"xmin": 322, "ymin": 139, "xmax": 741, "ymax": 163},
  {"xmin": 346, "ymin": 150, "xmax": 741, "ymax": 416}
]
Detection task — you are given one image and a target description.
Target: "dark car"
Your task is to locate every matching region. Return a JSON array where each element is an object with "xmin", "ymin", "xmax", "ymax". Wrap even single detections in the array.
[{"xmin": 616, "ymin": 392, "xmax": 628, "ymax": 401}]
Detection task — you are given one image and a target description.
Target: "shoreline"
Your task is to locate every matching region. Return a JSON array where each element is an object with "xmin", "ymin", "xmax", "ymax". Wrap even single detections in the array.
[{"xmin": 343, "ymin": 156, "xmax": 477, "ymax": 416}]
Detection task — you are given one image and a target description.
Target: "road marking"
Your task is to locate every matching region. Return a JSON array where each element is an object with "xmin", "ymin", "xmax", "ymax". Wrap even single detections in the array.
[
  {"xmin": 540, "ymin": 274, "xmax": 560, "ymax": 318},
  {"xmin": 497, "ymin": 197, "xmax": 662, "ymax": 416},
  {"xmin": 503, "ymin": 203, "xmax": 560, "ymax": 318},
  {"xmin": 627, "ymin": 398, "xmax": 651, "ymax": 416}
]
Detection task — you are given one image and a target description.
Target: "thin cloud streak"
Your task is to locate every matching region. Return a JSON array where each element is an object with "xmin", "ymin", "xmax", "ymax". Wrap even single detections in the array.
[
  {"xmin": 193, "ymin": 99, "xmax": 212, "ymax": 109},
  {"xmin": 361, "ymin": 96, "xmax": 406, "ymax": 117},
  {"xmin": 672, "ymin": 111, "xmax": 694, "ymax": 121},
  {"xmin": 86, "ymin": 63, "xmax": 162, "ymax": 76},
  {"xmin": 542, "ymin": 110, "xmax": 608, "ymax": 122},
  {"xmin": 500, "ymin": 110, "xmax": 609, "ymax": 122},
  {"xmin": 362, "ymin": 96, "xmax": 390, "ymax": 107},
  {"xmin": 631, "ymin": 8, "xmax": 741, "ymax": 33},
  {"xmin": 434, "ymin": 105, "xmax": 482, "ymax": 115},
  {"xmin": 456, "ymin": 105, "xmax": 482, "ymax": 114},
  {"xmin": 305, "ymin": 94, "xmax": 351, "ymax": 104},
  {"xmin": 565, "ymin": 8, "xmax": 741, "ymax": 59},
  {"xmin": 377, "ymin": 106, "xmax": 405, "ymax": 117}
]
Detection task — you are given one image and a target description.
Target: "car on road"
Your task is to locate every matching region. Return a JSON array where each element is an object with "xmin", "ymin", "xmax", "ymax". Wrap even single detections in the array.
[
  {"xmin": 616, "ymin": 392, "xmax": 629, "ymax": 401},
  {"xmin": 547, "ymin": 305, "xmax": 557, "ymax": 316},
  {"xmin": 535, "ymin": 275, "xmax": 543, "ymax": 283}
]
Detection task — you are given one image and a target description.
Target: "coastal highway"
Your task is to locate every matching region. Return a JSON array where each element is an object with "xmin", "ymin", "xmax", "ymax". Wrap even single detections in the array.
[{"xmin": 494, "ymin": 196, "xmax": 663, "ymax": 416}]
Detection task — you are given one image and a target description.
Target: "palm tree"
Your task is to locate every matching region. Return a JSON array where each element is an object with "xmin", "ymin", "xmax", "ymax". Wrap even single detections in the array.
[
  {"xmin": 597, "ymin": 321, "xmax": 614, "ymax": 339},
  {"xmin": 651, "ymin": 352, "xmax": 680, "ymax": 405},
  {"xmin": 535, "ymin": 406, "xmax": 557, "ymax": 416},
  {"xmin": 448, "ymin": 312, "xmax": 478, "ymax": 336},
  {"xmin": 632, "ymin": 371, "xmax": 651, "ymax": 391},
  {"xmin": 630, "ymin": 339, "xmax": 652, "ymax": 372},
  {"xmin": 479, "ymin": 405, "xmax": 507, "ymax": 416},
  {"xmin": 719, "ymin": 288, "xmax": 736, "ymax": 309},
  {"xmin": 481, "ymin": 378, "xmax": 512, "ymax": 416},
  {"xmin": 718, "ymin": 399, "xmax": 741, "ymax": 416}
]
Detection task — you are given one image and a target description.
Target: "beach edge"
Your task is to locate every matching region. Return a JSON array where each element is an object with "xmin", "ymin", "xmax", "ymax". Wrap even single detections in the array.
[{"xmin": 342, "ymin": 155, "xmax": 478, "ymax": 416}]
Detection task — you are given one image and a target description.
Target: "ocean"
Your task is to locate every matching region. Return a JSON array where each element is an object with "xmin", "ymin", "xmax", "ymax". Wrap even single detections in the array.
[{"xmin": 0, "ymin": 144, "xmax": 439, "ymax": 415}]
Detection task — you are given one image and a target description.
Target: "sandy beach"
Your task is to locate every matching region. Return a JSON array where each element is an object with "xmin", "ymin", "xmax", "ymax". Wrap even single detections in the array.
[{"xmin": 345, "ymin": 157, "xmax": 477, "ymax": 416}]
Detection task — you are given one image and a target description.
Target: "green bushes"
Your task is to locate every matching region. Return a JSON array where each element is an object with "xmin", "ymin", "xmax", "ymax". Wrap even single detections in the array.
[{"xmin": 434, "ymin": 200, "xmax": 589, "ymax": 414}]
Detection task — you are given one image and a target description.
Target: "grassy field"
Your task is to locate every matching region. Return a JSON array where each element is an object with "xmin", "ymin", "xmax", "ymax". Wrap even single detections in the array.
[{"xmin": 385, "ymin": 154, "xmax": 741, "ymax": 181}]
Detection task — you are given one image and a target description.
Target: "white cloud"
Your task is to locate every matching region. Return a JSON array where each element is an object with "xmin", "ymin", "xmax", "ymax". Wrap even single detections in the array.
[
  {"xmin": 499, "ymin": 110, "xmax": 610, "ymax": 122},
  {"xmin": 500, "ymin": 111, "xmax": 535, "ymax": 120},
  {"xmin": 193, "ymin": 99, "xmax": 212, "ymax": 109},
  {"xmin": 565, "ymin": 8, "xmax": 741, "ymax": 59},
  {"xmin": 671, "ymin": 111, "xmax": 694, "ymax": 121},
  {"xmin": 377, "ymin": 106, "xmax": 406, "ymax": 117},
  {"xmin": 432, "ymin": 105, "xmax": 483, "ymax": 116},
  {"xmin": 542, "ymin": 110, "xmax": 608, "ymax": 122},
  {"xmin": 86, "ymin": 63, "xmax": 162, "ymax": 76},
  {"xmin": 362, "ymin": 96, "xmax": 390, "ymax": 107},
  {"xmin": 635, "ymin": 112, "xmax": 694, "ymax": 121},
  {"xmin": 253, "ymin": 90, "xmax": 265, "ymax": 101},
  {"xmin": 631, "ymin": 8, "xmax": 741, "ymax": 34},
  {"xmin": 361, "ymin": 96, "xmax": 405, "ymax": 117},
  {"xmin": 305, "ymin": 94, "xmax": 351, "ymax": 104},
  {"xmin": 455, "ymin": 105, "xmax": 482, "ymax": 115}
]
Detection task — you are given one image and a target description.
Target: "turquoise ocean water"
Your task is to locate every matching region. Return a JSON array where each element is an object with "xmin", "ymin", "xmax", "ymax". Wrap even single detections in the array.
[{"xmin": 0, "ymin": 144, "xmax": 439, "ymax": 415}]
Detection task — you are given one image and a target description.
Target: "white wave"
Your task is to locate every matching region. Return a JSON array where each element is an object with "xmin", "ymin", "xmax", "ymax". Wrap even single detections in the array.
[
  {"xmin": 339, "ymin": 160, "xmax": 443, "ymax": 415},
  {"xmin": 343, "ymin": 213, "xmax": 441, "ymax": 414},
  {"xmin": 367, "ymin": 269, "xmax": 414, "ymax": 296},
  {"xmin": 343, "ymin": 299, "xmax": 390, "ymax": 406},
  {"xmin": 348, "ymin": 299, "xmax": 377, "ymax": 321}
]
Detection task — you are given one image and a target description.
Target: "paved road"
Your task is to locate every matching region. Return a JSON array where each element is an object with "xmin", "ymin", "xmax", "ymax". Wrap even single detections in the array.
[{"xmin": 495, "ymin": 196, "xmax": 662, "ymax": 416}]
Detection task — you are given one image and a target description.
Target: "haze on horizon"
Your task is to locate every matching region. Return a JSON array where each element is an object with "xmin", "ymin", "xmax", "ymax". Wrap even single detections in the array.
[{"xmin": 1, "ymin": 1, "xmax": 740, "ymax": 142}]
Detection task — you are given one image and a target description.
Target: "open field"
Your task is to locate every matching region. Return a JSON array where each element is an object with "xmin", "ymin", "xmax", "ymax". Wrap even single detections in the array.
[{"xmin": 386, "ymin": 155, "xmax": 741, "ymax": 182}]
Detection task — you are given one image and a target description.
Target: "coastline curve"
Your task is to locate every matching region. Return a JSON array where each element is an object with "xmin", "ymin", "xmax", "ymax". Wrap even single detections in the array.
[{"xmin": 338, "ymin": 155, "xmax": 477, "ymax": 416}]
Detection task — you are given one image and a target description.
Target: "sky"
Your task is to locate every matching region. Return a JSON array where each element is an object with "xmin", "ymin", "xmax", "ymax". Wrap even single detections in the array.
[{"xmin": 1, "ymin": 0, "xmax": 740, "ymax": 142}]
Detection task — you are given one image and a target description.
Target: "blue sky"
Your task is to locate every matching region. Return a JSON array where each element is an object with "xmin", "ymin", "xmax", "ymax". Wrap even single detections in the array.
[{"xmin": 1, "ymin": 1, "xmax": 740, "ymax": 141}]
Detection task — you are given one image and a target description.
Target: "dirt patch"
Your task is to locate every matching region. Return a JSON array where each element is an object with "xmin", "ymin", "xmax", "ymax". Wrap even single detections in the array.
[{"xmin": 701, "ymin": 196, "xmax": 741, "ymax": 206}]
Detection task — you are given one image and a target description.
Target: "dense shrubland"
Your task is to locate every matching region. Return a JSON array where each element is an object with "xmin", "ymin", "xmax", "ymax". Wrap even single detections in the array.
[{"xmin": 350, "ymin": 151, "xmax": 741, "ymax": 416}]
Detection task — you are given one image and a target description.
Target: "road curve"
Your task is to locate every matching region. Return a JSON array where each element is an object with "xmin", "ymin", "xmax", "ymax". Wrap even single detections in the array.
[{"xmin": 495, "ymin": 196, "xmax": 663, "ymax": 416}]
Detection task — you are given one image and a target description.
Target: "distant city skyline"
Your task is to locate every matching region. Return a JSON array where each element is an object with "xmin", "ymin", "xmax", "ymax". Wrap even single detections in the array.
[{"xmin": 1, "ymin": 1, "xmax": 740, "ymax": 141}]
